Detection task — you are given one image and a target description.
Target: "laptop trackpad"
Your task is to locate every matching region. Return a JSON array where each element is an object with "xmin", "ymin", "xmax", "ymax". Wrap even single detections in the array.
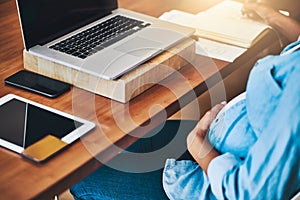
[{"xmin": 114, "ymin": 36, "xmax": 162, "ymax": 57}]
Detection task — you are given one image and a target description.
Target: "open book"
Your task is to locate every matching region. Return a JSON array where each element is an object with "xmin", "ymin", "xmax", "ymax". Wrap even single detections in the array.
[{"xmin": 159, "ymin": 0, "xmax": 270, "ymax": 48}]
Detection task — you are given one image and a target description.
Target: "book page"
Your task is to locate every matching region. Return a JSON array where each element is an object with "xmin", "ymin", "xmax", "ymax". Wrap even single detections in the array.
[
  {"xmin": 159, "ymin": 0, "xmax": 270, "ymax": 48},
  {"xmin": 193, "ymin": 0, "xmax": 269, "ymax": 48},
  {"xmin": 193, "ymin": 14, "xmax": 268, "ymax": 47},
  {"xmin": 159, "ymin": 10, "xmax": 198, "ymax": 27},
  {"xmin": 196, "ymin": 38, "xmax": 247, "ymax": 62}
]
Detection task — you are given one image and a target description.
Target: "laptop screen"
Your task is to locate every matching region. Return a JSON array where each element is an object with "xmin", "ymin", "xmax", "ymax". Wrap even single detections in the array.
[{"xmin": 16, "ymin": 0, "xmax": 118, "ymax": 50}]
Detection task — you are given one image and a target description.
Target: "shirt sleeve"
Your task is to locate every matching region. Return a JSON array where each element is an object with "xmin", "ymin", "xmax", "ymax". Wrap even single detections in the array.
[
  {"xmin": 207, "ymin": 62, "xmax": 300, "ymax": 200},
  {"xmin": 207, "ymin": 153, "xmax": 241, "ymax": 199}
]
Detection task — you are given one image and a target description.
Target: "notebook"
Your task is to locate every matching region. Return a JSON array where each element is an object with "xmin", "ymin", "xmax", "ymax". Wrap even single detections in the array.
[
  {"xmin": 159, "ymin": 0, "xmax": 270, "ymax": 48},
  {"xmin": 0, "ymin": 94, "xmax": 95, "ymax": 162},
  {"xmin": 16, "ymin": 0, "xmax": 194, "ymax": 80}
]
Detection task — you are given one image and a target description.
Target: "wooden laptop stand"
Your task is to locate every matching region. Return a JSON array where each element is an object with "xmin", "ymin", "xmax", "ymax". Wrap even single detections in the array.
[{"xmin": 23, "ymin": 39, "xmax": 195, "ymax": 103}]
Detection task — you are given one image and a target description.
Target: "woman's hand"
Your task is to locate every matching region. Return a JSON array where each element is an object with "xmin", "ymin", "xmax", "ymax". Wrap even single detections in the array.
[
  {"xmin": 242, "ymin": 1, "xmax": 300, "ymax": 42},
  {"xmin": 186, "ymin": 102, "xmax": 226, "ymax": 174},
  {"xmin": 242, "ymin": 2, "xmax": 279, "ymax": 23}
]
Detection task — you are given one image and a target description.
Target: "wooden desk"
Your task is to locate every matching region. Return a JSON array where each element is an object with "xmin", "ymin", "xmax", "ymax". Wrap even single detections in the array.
[{"xmin": 0, "ymin": 0, "xmax": 281, "ymax": 199}]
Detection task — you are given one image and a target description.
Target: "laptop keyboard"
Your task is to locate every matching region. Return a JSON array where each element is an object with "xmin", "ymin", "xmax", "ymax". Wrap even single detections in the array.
[{"xmin": 49, "ymin": 15, "xmax": 150, "ymax": 59}]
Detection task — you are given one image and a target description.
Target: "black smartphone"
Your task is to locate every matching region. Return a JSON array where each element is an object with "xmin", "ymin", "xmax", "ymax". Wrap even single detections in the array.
[{"xmin": 5, "ymin": 70, "xmax": 71, "ymax": 98}]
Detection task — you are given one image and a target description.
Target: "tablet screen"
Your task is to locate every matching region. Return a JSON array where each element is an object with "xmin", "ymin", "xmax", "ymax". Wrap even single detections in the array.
[
  {"xmin": 0, "ymin": 94, "xmax": 95, "ymax": 154},
  {"xmin": 1, "ymin": 99, "xmax": 83, "ymax": 148}
]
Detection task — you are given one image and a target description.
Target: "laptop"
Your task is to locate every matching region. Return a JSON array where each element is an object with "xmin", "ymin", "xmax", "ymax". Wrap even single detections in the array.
[{"xmin": 16, "ymin": 0, "xmax": 194, "ymax": 80}]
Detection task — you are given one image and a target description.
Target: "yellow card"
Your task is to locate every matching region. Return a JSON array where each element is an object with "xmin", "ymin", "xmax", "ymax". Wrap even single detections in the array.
[{"xmin": 22, "ymin": 135, "xmax": 67, "ymax": 163}]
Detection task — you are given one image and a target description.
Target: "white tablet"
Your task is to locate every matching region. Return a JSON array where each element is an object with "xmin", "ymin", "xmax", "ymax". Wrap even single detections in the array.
[{"xmin": 0, "ymin": 94, "xmax": 95, "ymax": 162}]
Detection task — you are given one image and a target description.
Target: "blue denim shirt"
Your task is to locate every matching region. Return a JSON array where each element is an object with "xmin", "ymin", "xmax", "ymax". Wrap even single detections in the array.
[{"xmin": 163, "ymin": 38, "xmax": 300, "ymax": 200}]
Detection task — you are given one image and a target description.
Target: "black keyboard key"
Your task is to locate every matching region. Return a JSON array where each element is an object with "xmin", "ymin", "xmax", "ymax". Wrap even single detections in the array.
[{"xmin": 78, "ymin": 54, "xmax": 87, "ymax": 59}]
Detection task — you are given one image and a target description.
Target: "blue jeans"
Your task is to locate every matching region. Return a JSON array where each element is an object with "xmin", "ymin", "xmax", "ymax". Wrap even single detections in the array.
[{"xmin": 70, "ymin": 120, "xmax": 197, "ymax": 200}]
